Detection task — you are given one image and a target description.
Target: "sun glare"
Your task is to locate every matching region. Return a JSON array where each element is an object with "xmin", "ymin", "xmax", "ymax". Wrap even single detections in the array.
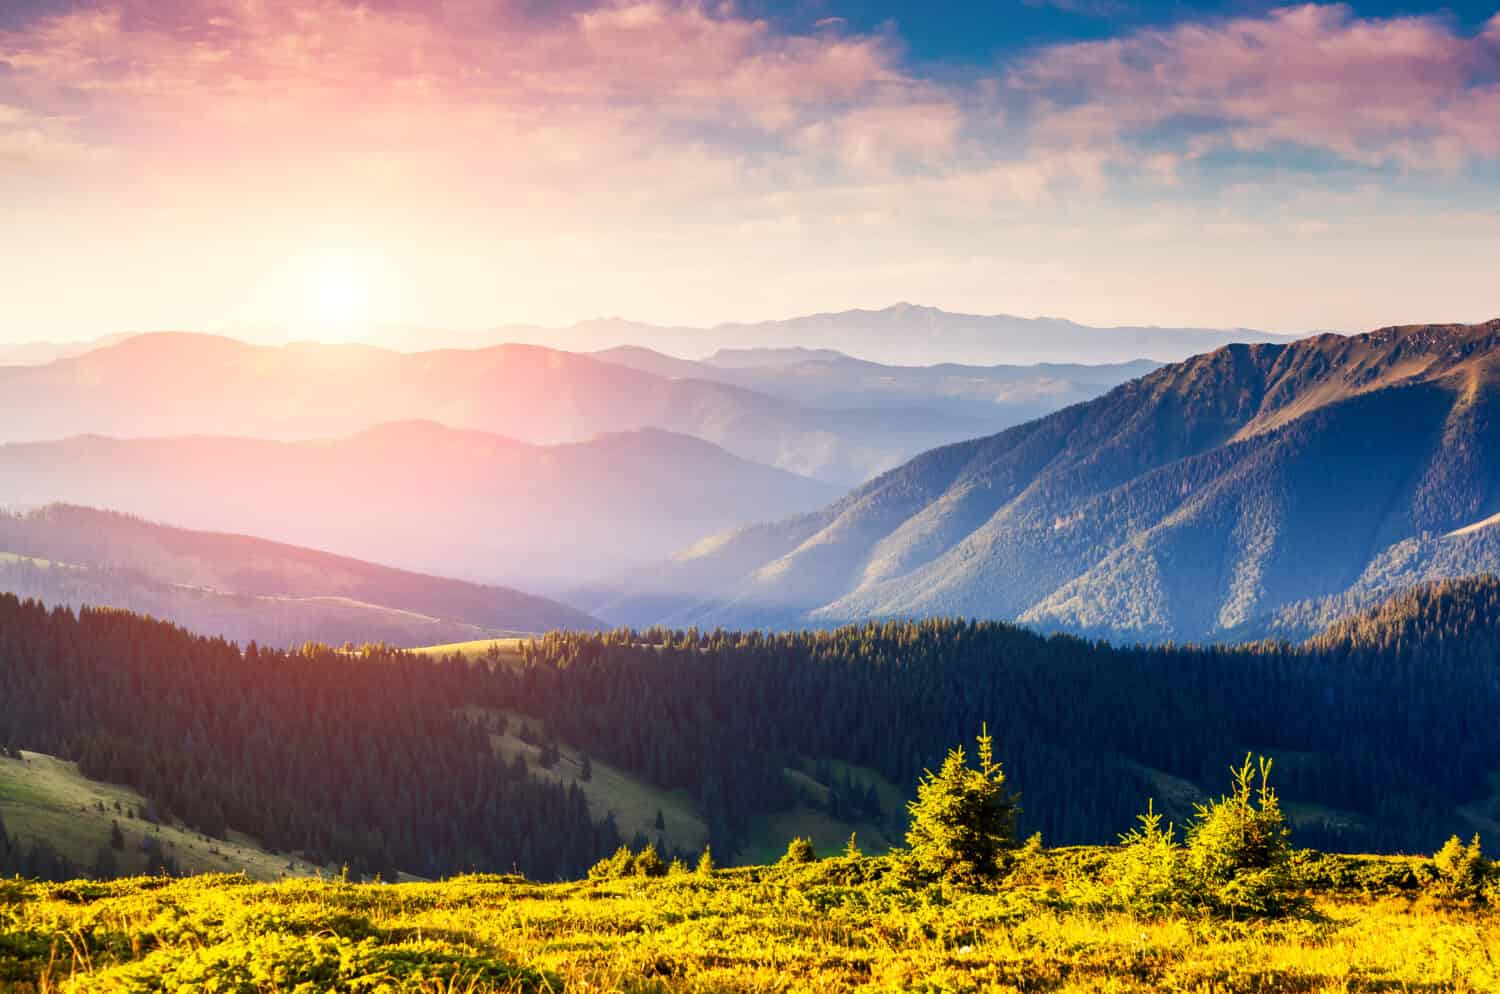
[{"xmin": 300, "ymin": 258, "xmax": 370, "ymax": 337}]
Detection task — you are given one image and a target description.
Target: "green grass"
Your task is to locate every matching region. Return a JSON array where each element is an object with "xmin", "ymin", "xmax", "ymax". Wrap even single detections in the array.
[
  {"xmin": 468, "ymin": 708, "xmax": 710, "ymax": 854},
  {"xmin": 0, "ymin": 751, "xmax": 317, "ymax": 882},
  {"xmin": 4, "ymin": 852, "xmax": 1497, "ymax": 993}
]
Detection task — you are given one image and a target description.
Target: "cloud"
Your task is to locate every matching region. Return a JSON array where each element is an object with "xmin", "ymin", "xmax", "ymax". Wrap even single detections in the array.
[{"xmin": 1009, "ymin": 5, "xmax": 1500, "ymax": 172}]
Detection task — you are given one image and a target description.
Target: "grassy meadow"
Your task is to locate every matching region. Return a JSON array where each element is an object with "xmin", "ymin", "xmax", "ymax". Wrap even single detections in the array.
[{"xmin": 4, "ymin": 850, "xmax": 1498, "ymax": 993}]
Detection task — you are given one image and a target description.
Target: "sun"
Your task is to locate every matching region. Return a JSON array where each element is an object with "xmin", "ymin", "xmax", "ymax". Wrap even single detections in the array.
[
  {"xmin": 301, "ymin": 258, "xmax": 370, "ymax": 336},
  {"xmin": 316, "ymin": 274, "xmax": 361, "ymax": 326}
]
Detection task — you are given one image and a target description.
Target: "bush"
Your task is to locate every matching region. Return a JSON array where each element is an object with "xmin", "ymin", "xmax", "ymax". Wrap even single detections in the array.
[
  {"xmin": 781, "ymin": 837, "xmax": 816, "ymax": 865},
  {"xmin": 903, "ymin": 726, "xmax": 1019, "ymax": 886},
  {"xmin": 1432, "ymin": 834, "xmax": 1489, "ymax": 903},
  {"xmin": 1108, "ymin": 799, "xmax": 1189, "ymax": 915},
  {"xmin": 1185, "ymin": 755, "xmax": 1293, "ymax": 916},
  {"xmin": 588, "ymin": 845, "xmax": 636, "ymax": 880},
  {"xmin": 588, "ymin": 843, "xmax": 668, "ymax": 880},
  {"xmin": 633, "ymin": 843, "xmax": 667, "ymax": 878}
]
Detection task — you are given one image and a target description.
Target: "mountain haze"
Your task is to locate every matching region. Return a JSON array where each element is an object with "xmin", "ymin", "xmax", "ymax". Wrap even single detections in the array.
[
  {"xmin": 0, "ymin": 333, "xmax": 997, "ymax": 486},
  {"xmin": 498, "ymin": 303, "xmax": 1295, "ymax": 365},
  {"xmin": 0, "ymin": 505, "xmax": 599, "ymax": 647},
  {"xmin": 600, "ymin": 320, "xmax": 1500, "ymax": 640},
  {"xmin": 591, "ymin": 346, "xmax": 1159, "ymax": 422},
  {"xmin": 0, "ymin": 423, "xmax": 841, "ymax": 591}
]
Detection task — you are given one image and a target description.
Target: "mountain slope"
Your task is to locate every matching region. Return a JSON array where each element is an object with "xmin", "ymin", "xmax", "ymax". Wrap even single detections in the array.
[
  {"xmin": 0, "ymin": 423, "xmax": 842, "ymax": 591},
  {"xmin": 600, "ymin": 320, "xmax": 1500, "ymax": 639},
  {"xmin": 0, "ymin": 505, "xmax": 600, "ymax": 646},
  {"xmin": 499, "ymin": 302, "xmax": 1294, "ymax": 365},
  {"xmin": 0, "ymin": 333, "xmax": 990, "ymax": 486}
]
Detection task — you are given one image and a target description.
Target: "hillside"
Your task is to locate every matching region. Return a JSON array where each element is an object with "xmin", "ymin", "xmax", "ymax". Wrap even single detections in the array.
[
  {"xmin": 0, "ymin": 333, "xmax": 992, "ymax": 486},
  {"xmin": 602, "ymin": 319, "xmax": 1500, "ymax": 640},
  {"xmin": 0, "ymin": 750, "xmax": 315, "ymax": 881},
  {"xmin": 0, "ymin": 424, "xmax": 842, "ymax": 591},
  {"xmin": 0, "ymin": 505, "xmax": 599, "ymax": 647},
  {"xmin": 7, "ymin": 574, "xmax": 1500, "ymax": 880},
  {"xmin": 7, "ymin": 851, "xmax": 1497, "ymax": 992},
  {"xmin": 498, "ymin": 303, "xmax": 1293, "ymax": 365}
]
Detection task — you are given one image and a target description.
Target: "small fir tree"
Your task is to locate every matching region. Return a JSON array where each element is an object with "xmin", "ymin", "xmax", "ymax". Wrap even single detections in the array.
[
  {"xmin": 904, "ymin": 725, "xmax": 1019, "ymax": 885},
  {"xmin": 1185, "ymin": 755, "xmax": 1292, "ymax": 916},
  {"xmin": 781, "ymin": 836, "xmax": 816, "ymax": 864}
]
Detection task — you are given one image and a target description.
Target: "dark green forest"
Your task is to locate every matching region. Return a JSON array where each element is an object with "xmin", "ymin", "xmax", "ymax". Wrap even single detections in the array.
[{"xmin": 3, "ymin": 576, "xmax": 1500, "ymax": 879}]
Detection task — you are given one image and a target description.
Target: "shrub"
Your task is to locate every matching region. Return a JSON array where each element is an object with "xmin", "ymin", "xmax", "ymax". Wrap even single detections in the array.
[
  {"xmin": 1109, "ymin": 799, "xmax": 1190, "ymax": 915},
  {"xmin": 588, "ymin": 845, "xmax": 636, "ymax": 880},
  {"xmin": 781, "ymin": 837, "xmax": 816, "ymax": 865},
  {"xmin": 904, "ymin": 726, "xmax": 1019, "ymax": 886},
  {"xmin": 1432, "ymin": 834, "xmax": 1488, "ymax": 903},
  {"xmin": 633, "ymin": 843, "xmax": 667, "ymax": 878},
  {"xmin": 1185, "ymin": 755, "xmax": 1293, "ymax": 916}
]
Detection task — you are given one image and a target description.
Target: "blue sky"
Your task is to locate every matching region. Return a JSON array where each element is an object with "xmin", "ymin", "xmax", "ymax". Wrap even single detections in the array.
[{"xmin": 1, "ymin": 0, "xmax": 1497, "ymax": 341}]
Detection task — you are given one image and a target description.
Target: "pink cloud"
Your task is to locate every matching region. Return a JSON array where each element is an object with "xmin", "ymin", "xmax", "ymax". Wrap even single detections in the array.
[{"xmin": 1011, "ymin": 5, "xmax": 1500, "ymax": 170}]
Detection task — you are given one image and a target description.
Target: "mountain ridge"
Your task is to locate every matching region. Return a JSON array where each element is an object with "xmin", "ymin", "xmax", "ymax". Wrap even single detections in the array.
[{"xmin": 596, "ymin": 319, "xmax": 1500, "ymax": 639}]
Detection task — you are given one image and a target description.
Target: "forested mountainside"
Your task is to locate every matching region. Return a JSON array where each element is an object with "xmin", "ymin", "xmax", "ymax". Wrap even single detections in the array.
[
  {"xmin": 4, "ymin": 576, "xmax": 1500, "ymax": 880},
  {"xmin": 601, "ymin": 320, "xmax": 1500, "ymax": 639},
  {"xmin": 0, "ymin": 505, "xmax": 600, "ymax": 647},
  {"xmin": 0, "ymin": 595, "xmax": 616, "ymax": 881},
  {"xmin": 0, "ymin": 424, "xmax": 840, "ymax": 590}
]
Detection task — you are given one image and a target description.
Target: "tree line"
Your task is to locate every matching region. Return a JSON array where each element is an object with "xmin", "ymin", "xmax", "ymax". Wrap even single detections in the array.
[
  {"xmin": 4, "ymin": 575, "xmax": 1500, "ymax": 879},
  {"xmin": 0, "ymin": 596, "xmax": 618, "ymax": 880}
]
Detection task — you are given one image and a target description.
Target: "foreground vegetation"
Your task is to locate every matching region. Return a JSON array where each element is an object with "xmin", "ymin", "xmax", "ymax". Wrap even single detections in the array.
[
  {"xmin": 5, "ymin": 849, "xmax": 1498, "ymax": 993},
  {"xmin": 6, "ymin": 736, "xmax": 1498, "ymax": 992}
]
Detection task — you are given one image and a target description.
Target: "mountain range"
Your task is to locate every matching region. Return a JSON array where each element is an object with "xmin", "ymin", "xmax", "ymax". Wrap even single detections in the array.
[
  {"xmin": 598, "ymin": 319, "xmax": 1500, "ymax": 641},
  {"xmin": 592, "ymin": 346, "xmax": 1160, "ymax": 423},
  {"xmin": 0, "ymin": 332, "xmax": 1038, "ymax": 486},
  {"xmin": 0, "ymin": 504, "xmax": 599, "ymax": 647},
  {"xmin": 0, "ymin": 422, "xmax": 841, "ymax": 591},
  {"xmin": 493, "ymin": 303, "xmax": 1296, "ymax": 366}
]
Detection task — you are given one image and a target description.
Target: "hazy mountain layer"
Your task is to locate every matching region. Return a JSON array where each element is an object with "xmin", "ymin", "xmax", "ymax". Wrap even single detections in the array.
[
  {"xmin": 0, "ymin": 423, "xmax": 842, "ymax": 591},
  {"xmin": 599, "ymin": 320, "xmax": 1500, "ymax": 640},
  {"xmin": 591, "ymin": 346, "xmax": 1159, "ymax": 422},
  {"xmin": 0, "ymin": 333, "xmax": 996, "ymax": 486},
  {"xmin": 498, "ymin": 302, "xmax": 1293, "ymax": 365},
  {"xmin": 0, "ymin": 505, "xmax": 600, "ymax": 647}
]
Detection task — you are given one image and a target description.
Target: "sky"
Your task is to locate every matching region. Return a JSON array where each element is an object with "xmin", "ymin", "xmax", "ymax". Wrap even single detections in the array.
[{"xmin": 1, "ymin": 0, "xmax": 1498, "ymax": 343}]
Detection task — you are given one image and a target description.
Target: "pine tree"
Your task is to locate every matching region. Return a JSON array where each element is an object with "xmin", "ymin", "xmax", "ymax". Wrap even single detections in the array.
[
  {"xmin": 904, "ymin": 725, "xmax": 1019, "ymax": 885},
  {"xmin": 695, "ymin": 845, "xmax": 716, "ymax": 876}
]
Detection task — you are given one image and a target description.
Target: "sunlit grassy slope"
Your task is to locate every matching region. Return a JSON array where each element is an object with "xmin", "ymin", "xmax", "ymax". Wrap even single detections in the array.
[
  {"xmin": 6, "ymin": 853, "xmax": 1497, "ymax": 993},
  {"xmin": 410, "ymin": 637, "xmax": 528, "ymax": 665},
  {"xmin": 0, "ymin": 751, "xmax": 317, "ymax": 881},
  {"xmin": 459, "ymin": 704, "xmax": 906, "ymax": 862}
]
